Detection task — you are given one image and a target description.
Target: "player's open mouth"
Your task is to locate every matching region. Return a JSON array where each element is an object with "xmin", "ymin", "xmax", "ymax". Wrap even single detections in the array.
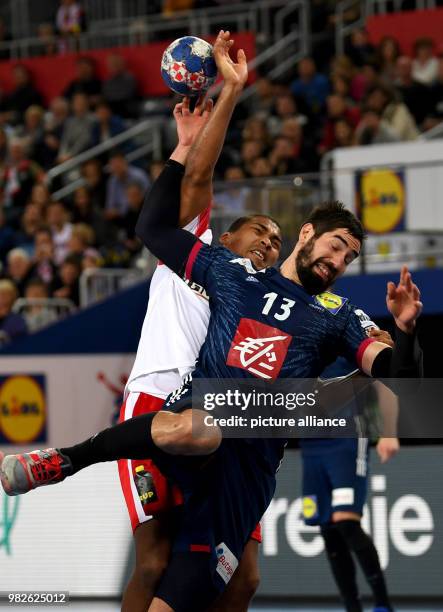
[
  {"xmin": 251, "ymin": 250, "xmax": 265, "ymax": 262},
  {"xmin": 314, "ymin": 262, "xmax": 331, "ymax": 281}
]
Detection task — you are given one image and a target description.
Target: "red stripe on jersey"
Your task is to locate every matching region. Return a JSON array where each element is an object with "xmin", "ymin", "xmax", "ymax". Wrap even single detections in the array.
[
  {"xmin": 185, "ymin": 241, "xmax": 204, "ymax": 280},
  {"xmin": 356, "ymin": 337, "xmax": 376, "ymax": 370},
  {"xmin": 190, "ymin": 544, "xmax": 211, "ymax": 552},
  {"xmin": 196, "ymin": 205, "xmax": 211, "ymax": 237}
]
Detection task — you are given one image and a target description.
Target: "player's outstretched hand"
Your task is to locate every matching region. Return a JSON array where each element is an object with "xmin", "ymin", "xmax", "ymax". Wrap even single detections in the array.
[
  {"xmin": 386, "ymin": 265, "xmax": 423, "ymax": 333},
  {"xmin": 173, "ymin": 95, "xmax": 214, "ymax": 147},
  {"xmin": 376, "ymin": 437, "xmax": 400, "ymax": 463},
  {"xmin": 213, "ymin": 29, "xmax": 248, "ymax": 91}
]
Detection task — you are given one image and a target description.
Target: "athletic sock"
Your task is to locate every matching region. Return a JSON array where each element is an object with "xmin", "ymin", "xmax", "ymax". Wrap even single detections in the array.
[
  {"xmin": 60, "ymin": 413, "xmax": 157, "ymax": 474},
  {"xmin": 335, "ymin": 520, "xmax": 392, "ymax": 610},
  {"xmin": 321, "ymin": 523, "xmax": 362, "ymax": 612}
]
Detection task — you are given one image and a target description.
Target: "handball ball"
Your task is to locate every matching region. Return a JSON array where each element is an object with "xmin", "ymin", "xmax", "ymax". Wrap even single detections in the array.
[{"xmin": 161, "ymin": 36, "xmax": 217, "ymax": 96}]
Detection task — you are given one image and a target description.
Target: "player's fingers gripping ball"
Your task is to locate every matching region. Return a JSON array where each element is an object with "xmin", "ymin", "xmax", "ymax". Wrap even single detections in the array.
[{"xmin": 161, "ymin": 36, "xmax": 218, "ymax": 97}]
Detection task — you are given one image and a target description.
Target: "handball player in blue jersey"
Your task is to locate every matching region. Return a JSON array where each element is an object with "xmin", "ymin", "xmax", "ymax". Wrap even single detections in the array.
[
  {"xmin": 302, "ymin": 342, "xmax": 400, "ymax": 612},
  {"xmin": 0, "ymin": 32, "xmax": 423, "ymax": 612}
]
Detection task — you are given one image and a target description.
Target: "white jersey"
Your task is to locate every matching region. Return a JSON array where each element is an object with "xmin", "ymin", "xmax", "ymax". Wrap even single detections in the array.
[{"xmin": 126, "ymin": 210, "xmax": 211, "ymax": 399}]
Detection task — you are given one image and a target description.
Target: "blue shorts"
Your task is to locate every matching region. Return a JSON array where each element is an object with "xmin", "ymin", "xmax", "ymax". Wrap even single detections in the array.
[
  {"xmin": 151, "ymin": 377, "xmax": 279, "ymax": 610},
  {"xmin": 300, "ymin": 438, "xmax": 370, "ymax": 526}
]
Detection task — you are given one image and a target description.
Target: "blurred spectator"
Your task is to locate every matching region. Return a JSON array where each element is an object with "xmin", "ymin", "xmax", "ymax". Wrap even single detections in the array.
[
  {"xmin": 394, "ymin": 56, "xmax": 433, "ymax": 127},
  {"xmin": 46, "ymin": 200, "xmax": 73, "ymax": 265},
  {"xmin": 29, "ymin": 226, "xmax": 59, "ymax": 292},
  {"xmin": 0, "ymin": 279, "xmax": 27, "ymax": 341},
  {"xmin": 268, "ymin": 131, "xmax": 315, "ymax": 176},
  {"xmin": 4, "ymin": 65, "xmax": 43, "ymax": 126},
  {"xmin": 0, "ymin": 209, "xmax": 16, "ymax": 264},
  {"xmin": 268, "ymin": 93, "xmax": 308, "ymax": 137},
  {"xmin": 412, "ymin": 37, "xmax": 438, "ymax": 86},
  {"xmin": 58, "ymin": 93, "xmax": 96, "ymax": 162},
  {"xmin": 333, "ymin": 118, "xmax": 355, "ymax": 148},
  {"xmin": 120, "ymin": 182, "xmax": 144, "ymax": 255},
  {"xmin": 63, "ymin": 57, "xmax": 101, "ymax": 105},
  {"xmin": 81, "ymin": 158, "xmax": 107, "ymax": 208},
  {"xmin": 355, "ymin": 108, "xmax": 401, "ymax": 145},
  {"xmin": 351, "ymin": 61, "xmax": 379, "ymax": 102},
  {"xmin": 82, "ymin": 247, "xmax": 102, "ymax": 271},
  {"xmin": 290, "ymin": 57, "xmax": 329, "ymax": 119},
  {"xmin": 365, "ymin": 84, "xmax": 419, "ymax": 141},
  {"xmin": 242, "ymin": 117, "xmax": 270, "ymax": 144},
  {"xmin": 214, "ymin": 166, "xmax": 249, "ymax": 213},
  {"xmin": 375, "ymin": 36, "xmax": 401, "ymax": 84},
  {"xmin": 102, "ymin": 54, "xmax": 138, "ymax": 118},
  {"xmin": 42, "ymin": 97, "xmax": 70, "ymax": 168},
  {"xmin": 249, "ymin": 157, "xmax": 273, "ymax": 178},
  {"xmin": 29, "ymin": 183, "xmax": 53, "ymax": 213},
  {"xmin": 15, "ymin": 203, "xmax": 44, "ymax": 255},
  {"xmin": 14, "ymin": 105, "xmax": 48, "ymax": 165},
  {"xmin": 105, "ymin": 151, "xmax": 150, "ymax": 221},
  {"xmin": 72, "ymin": 185, "xmax": 112, "ymax": 245},
  {"xmin": 345, "ymin": 28, "xmax": 375, "ymax": 67},
  {"xmin": 5, "ymin": 248, "xmax": 32, "ymax": 296},
  {"xmin": 23, "ymin": 278, "xmax": 58, "ymax": 332},
  {"xmin": 56, "ymin": 0, "xmax": 86, "ymax": 53},
  {"xmin": 0, "ymin": 138, "xmax": 44, "ymax": 225},
  {"xmin": 35, "ymin": 24, "xmax": 58, "ymax": 57},
  {"xmin": 53, "ymin": 254, "xmax": 81, "ymax": 305},
  {"xmin": 0, "ymin": 18, "xmax": 11, "ymax": 61},
  {"xmin": 240, "ymin": 140, "xmax": 266, "ymax": 176},
  {"xmin": 318, "ymin": 94, "xmax": 360, "ymax": 154},
  {"xmin": 247, "ymin": 78, "xmax": 276, "ymax": 117},
  {"xmin": 92, "ymin": 101, "xmax": 127, "ymax": 150},
  {"xmin": 67, "ymin": 223, "xmax": 95, "ymax": 257}
]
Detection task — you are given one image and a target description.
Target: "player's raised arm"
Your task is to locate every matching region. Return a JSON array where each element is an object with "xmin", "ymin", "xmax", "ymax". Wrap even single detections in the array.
[
  {"xmin": 180, "ymin": 29, "xmax": 248, "ymax": 226},
  {"xmin": 362, "ymin": 266, "xmax": 423, "ymax": 378}
]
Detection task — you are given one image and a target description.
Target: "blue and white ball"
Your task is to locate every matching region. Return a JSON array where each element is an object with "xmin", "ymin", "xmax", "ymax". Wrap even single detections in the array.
[{"xmin": 161, "ymin": 36, "xmax": 217, "ymax": 96}]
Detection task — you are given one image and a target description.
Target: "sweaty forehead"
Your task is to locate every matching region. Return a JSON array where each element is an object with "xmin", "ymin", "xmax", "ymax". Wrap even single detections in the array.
[{"xmin": 334, "ymin": 228, "xmax": 361, "ymax": 253}]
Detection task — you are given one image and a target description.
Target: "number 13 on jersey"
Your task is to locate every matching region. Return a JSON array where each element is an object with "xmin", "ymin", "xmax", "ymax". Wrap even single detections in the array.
[{"xmin": 262, "ymin": 292, "xmax": 295, "ymax": 321}]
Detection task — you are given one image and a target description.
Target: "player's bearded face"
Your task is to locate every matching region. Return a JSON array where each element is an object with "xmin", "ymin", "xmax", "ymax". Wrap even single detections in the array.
[{"xmin": 296, "ymin": 236, "xmax": 340, "ymax": 294}]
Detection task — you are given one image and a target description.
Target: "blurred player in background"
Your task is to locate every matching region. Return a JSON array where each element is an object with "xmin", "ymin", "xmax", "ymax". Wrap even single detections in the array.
[{"xmin": 302, "ymin": 340, "xmax": 399, "ymax": 612}]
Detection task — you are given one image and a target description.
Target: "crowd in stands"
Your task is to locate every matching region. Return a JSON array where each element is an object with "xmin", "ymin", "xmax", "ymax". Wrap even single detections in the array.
[{"xmin": 0, "ymin": 3, "xmax": 442, "ymax": 343}]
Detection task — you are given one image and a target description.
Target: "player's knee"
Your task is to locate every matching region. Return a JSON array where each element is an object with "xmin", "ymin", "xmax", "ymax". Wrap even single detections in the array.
[
  {"xmin": 334, "ymin": 519, "xmax": 369, "ymax": 553},
  {"xmin": 154, "ymin": 410, "xmax": 221, "ymax": 455}
]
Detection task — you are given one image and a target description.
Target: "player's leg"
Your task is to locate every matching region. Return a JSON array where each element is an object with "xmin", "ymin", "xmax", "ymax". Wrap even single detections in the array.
[
  {"xmin": 208, "ymin": 537, "xmax": 260, "ymax": 612},
  {"xmin": 329, "ymin": 441, "xmax": 393, "ymax": 612},
  {"xmin": 0, "ymin": 406, "xmax": 220, "ymax": 496},
  {"xmin": 301, "ymin": 444, "xmax": 362, "ymax": 612},
  {"xmin": 122, "ymin": 518, "xmax": 172, "ymax": 612}
]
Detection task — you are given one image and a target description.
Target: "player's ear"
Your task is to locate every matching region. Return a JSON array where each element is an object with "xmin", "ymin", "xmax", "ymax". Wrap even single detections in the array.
[
  {"xmin": 219, "ymin": 232, "xmax": 231, "ymax": 247},
  {"xmin": 299, "ymin": 223, "xmax": 314, "ymax": 244}
]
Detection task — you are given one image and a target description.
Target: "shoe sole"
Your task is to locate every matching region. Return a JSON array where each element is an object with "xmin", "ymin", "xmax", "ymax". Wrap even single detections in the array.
[{"xmin": 0, "ymin": 455, "xmax": 32, "ymax": 496}]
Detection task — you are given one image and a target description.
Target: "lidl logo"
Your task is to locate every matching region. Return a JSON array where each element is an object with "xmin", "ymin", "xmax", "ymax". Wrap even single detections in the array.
[
  {"xmin": 356, "ymin": 168, "xmax": 405, "ymax": 234},
  {"xmin": 315, "ymin": 292, "xmax": 347, "ymax": 315},
  {"xmin": 302, "ymin": 495, "xmax": 318, "ymax": 519},
  {"xmin": 0, "ymin": 375, "xmax": 47, "ymax": 444}
]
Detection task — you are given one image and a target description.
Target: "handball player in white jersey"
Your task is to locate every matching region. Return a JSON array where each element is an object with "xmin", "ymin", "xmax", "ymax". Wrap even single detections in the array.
[{"xmin": 118, "ymin": 54, "xmax": 282, "ymax": 611}]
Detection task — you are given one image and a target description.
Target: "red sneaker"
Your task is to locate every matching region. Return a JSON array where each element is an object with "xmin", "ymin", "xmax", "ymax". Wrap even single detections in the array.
[{"xmin": 0, "ymin": 449, "xmax": 73, "ymax": 496}]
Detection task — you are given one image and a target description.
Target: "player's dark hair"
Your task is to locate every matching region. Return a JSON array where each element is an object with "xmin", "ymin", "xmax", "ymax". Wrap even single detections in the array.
[
  {"xmin": 228, "ymin": 214, "xmax": 282, "ymax": 234},
  {"xmin": 303, "ymin": 201, "xmax": 365, "ymax": 243}
]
